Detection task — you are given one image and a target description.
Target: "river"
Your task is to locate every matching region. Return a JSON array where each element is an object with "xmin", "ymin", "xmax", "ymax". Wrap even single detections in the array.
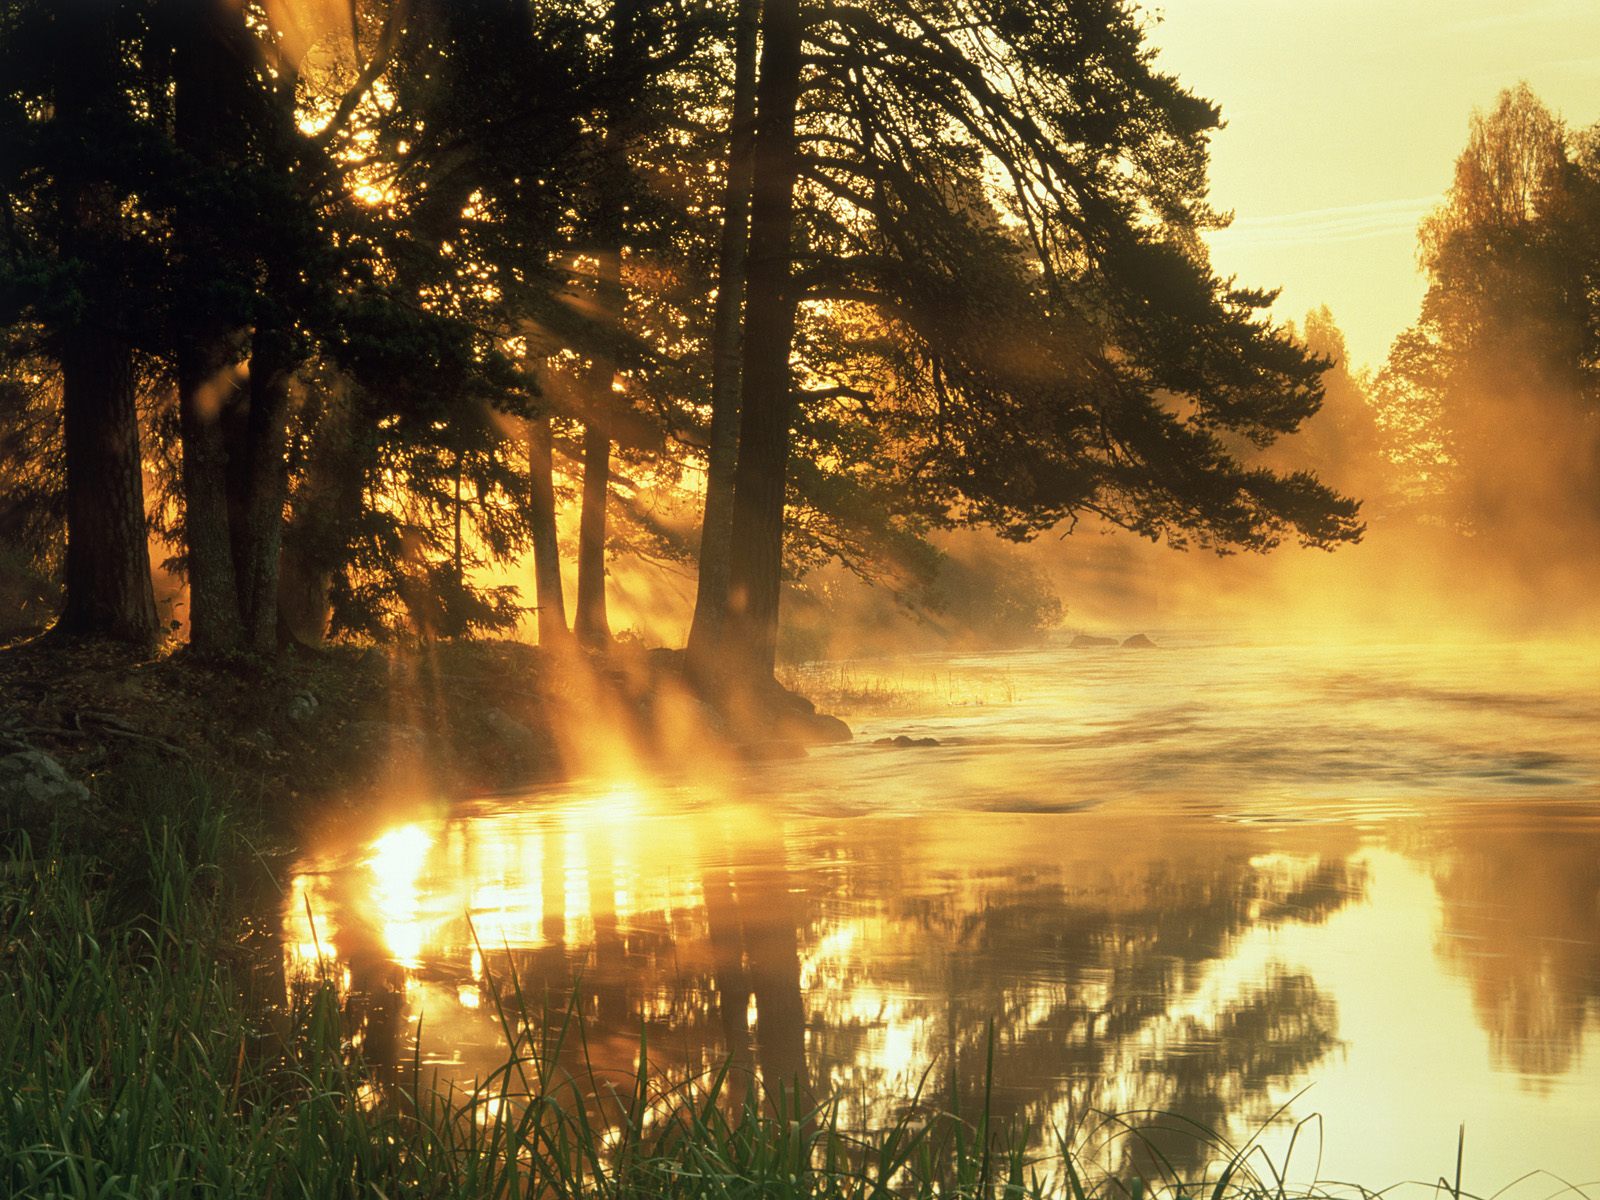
[{"xmin": 283, "ymin": 633, "xmax": 1600, "ymax": 1190}]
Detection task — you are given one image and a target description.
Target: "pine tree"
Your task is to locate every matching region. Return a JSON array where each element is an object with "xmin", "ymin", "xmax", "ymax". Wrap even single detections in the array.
[{"xmin": 701, "ymin": 0, "xmax": 1361, "ymax": 681}]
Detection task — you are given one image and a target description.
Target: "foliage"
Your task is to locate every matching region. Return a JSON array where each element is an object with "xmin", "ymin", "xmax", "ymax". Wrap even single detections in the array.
[
  {"xmin": 0, "ymin": 0, "xmax": 1369, "ymax": 651},
  {"xmin": 779, "ymin": 1, "xmax": 1363, "ymax": 556},
  {"xmin": 1375, "ymin": 84, "xmax": 1600, "ymax": 539}
]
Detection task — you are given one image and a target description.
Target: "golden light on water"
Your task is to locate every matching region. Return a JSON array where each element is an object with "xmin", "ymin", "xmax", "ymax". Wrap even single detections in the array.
[
  {"xmin": 369, "ymin": 823, "xmax": 434, "ymax": 968},
  {"xmin": 282, "ymin": 638, "xmax": 1600, "ymax": 1186}
]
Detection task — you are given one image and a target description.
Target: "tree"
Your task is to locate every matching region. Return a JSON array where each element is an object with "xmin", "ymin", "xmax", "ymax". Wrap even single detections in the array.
[
  {"xmin": 571, "ymin": 7, "xmax": 634, "ymax": 649},
  {"xmin": 166, "ymin": 0, "xmax": 256, "ymax": 654},
  {"xmin": 1258, "ymin": 308, "xmax": 1390, "ymax": 509},
  {"xmin": 0, "ymin": 2, "xmax": 159, "ymax": 644},
  {"xmin": 686, "ymin": 0, "xmax": 762, "ymax": 667},
  {"xmin": 721, "ymin": 0, "xmax": 807, "ymax": 680},
  {"xmin": 1379, "ymin": 84, "xmax": 1599, "ymax": 545},
  {"xmin": 700, "ymin": 0, "xmax": 1360, "ymax": 682}
]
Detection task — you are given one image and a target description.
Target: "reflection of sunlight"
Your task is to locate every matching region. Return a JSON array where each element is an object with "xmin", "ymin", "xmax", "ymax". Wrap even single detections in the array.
[
  {"xmin": 369, "ymin": 823, "xmax": 435, "ymax": 968},
  {"xmin": 563, "ymin": 830, "xmax": 591, "ymax": 945},
  {"xmin": 803, "ymin": 923, "xmax": 857, "ymax": 985},
  {"xmin": 588, "ymin": 782, "xmax": 644, "ymax": 827},
  {"xmin": 470, "ymin": 877, "xmax": 545, "ymax": 949},
  {"xmin": 285, "ymin": 872, "xmax": 336, "ymax": 967}
]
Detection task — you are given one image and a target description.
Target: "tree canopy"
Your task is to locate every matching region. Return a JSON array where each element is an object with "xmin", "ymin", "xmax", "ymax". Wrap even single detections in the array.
[
  {"xmin": 1, "ymin": 0, "xmax": 1362, "ymax": 676},
  {"xmin": 1376, "ymin": 83, "xmax": 1600, "ymax": 551}
]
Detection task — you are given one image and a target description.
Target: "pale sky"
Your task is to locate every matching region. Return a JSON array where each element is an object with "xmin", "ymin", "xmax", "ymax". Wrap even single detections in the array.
[{"xmin": 1147, "ymin": 0, "xmax": 1600, "ymax": 369}]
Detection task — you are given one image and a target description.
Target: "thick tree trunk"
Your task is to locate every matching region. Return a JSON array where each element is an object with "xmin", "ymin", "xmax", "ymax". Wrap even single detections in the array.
[
  {"xmin": 57, "ymin": 331, "xmax": 159, "ymax": 644},
  {"xmin": 50, "ymin": 7, "xmax": 158, "ymax": 645},
  {"xmin": 723, "ymin": 0, "xmax": 805, "ymax": 681},
  {"xmin": 686, "ymin": 0, "xmax": 762, "ymax": 669},
  {"xmin": 527, "ymin": 414, "xmax": 568, "ymax": 645}
]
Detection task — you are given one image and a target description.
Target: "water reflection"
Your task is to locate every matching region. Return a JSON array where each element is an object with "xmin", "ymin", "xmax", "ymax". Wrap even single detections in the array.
[
  {"xmin": 288, "ymin": 791, "xmax": 1367, "ymax": 1177},
  {"xmin": 283, "ymin": 637, "xmax": 1600, "ymax": 1186},
  {"xmin": 1420, "ymin": 807, "xmax": 1600, "ymax": 1079}
]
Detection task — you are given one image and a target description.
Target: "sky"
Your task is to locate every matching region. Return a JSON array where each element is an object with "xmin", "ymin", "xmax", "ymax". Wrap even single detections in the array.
[{"xmin": 1146, "ymin": 0, "xmax": 1600, "ymax": 369}]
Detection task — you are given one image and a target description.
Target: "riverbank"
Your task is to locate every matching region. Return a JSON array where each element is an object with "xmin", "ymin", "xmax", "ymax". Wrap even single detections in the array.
[{"xmin": 0, "ymin": 635, "xmax": 851, "ymax": 849}]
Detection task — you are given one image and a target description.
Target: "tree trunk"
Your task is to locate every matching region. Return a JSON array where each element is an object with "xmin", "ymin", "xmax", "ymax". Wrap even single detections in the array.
[
  {"xmin": 686, "ymin": 0, "xmax": 762, "ymax": 670},
  {"xmin": 527, "ymin": 413, "xmax": 568, "ymax": 645},
  {"xmin": 178, "ymin": 344, "xmax": 246, "ymax": 653},
  {"xmin": 573, "ymin": 394, "xmax": 614, "ymax": 648},
  {"xmin": 233, "ymin": 58, "xmax": 303, "ymax": 653},
  {"xmin": 57, "ymin": 331, "xmax": 159, "ymax": 644},
  {"xmin": 723, "ymin": 0, "xmax": 805, "ymax": 681},
  {"xmin": 236, "ymin": 318, "xmax": 294, "ymax": 651},
  {"xmin": 173, "ymin": 0, "xmax": 248, "ymax": 655},
  {"xmin": 277, "ymin": 391, "xmax": 368, "ymax": 647},
  {"xmin": 572, "ymin": 2, "xmax": 638, "ymax": 650},
  {"xmin": 573, "ymin": 208, "xmax": 624, "ymax": 650},
  {"xmin": 50, "ymin": 7, "xmax": 158, "ymax": 645}
]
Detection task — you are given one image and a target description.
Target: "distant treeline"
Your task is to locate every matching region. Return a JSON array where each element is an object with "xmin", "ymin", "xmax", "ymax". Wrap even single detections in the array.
[
  {"xmin": 1258, "ymin": 85, "xmax": 1600, "ymax": 607},
  {"xmin": 1373, "ymin": 85, "xmax": 1600, "ymax": 556},
  {"xmin": 7, "ymin": 0, "xmax": 1409, "ymax": 673}
]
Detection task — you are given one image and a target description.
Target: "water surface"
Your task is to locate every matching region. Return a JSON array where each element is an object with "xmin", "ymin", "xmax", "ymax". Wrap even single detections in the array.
[{"xmin": 285, "ymin": 635, "xmax": 1600, "ymax": 1189}]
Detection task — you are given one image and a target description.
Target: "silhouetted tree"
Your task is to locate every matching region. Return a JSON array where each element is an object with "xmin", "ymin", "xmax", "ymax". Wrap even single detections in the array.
[
  {"xmin": 686, "ymin": 0, "xmax": 762, "ymax": 667},
  {"xmin": 0, "ymin": 2, "xmax": 159, "ymax": 644},
  {"xmin": 699, "ymin": 0, "xmax": 1361, "ymax": 681}
]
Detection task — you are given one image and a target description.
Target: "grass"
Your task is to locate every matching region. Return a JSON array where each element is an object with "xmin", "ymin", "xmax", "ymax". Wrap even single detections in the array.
[
  {"xmin": 0, "ymin": 781, "xmax": 1562, "ymax": 1200},
  {"xmin": 779, "ymin": 661, "xmax": 1021, "ymax": 717}
]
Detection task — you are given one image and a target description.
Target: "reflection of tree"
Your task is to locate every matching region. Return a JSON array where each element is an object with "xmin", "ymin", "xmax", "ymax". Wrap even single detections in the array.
[
  {"xmin": 798, "ymin": 851, "xmax": 1362, "ymax": 1180},
  {"xmin": 1117, "ymin": 971, "xmax": 1338, "ymax": 1180},
  {"xmin": 1427, "ymin": 818, "xmax": 1600, "ymax": 1078},
  {"xmin": 284, "ymin": 804, "xmax": 1365, "ymax": 1175}
]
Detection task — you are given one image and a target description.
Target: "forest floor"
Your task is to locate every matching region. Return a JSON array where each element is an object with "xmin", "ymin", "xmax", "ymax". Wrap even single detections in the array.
[{"xmin": 0, "ymin": 634, "xmax": 850, "ymax": 847}]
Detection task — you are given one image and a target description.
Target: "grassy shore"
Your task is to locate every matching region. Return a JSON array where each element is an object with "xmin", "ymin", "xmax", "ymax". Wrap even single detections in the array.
[{"xmin": 2, "ymin": 778, "xmax": 1470, "ymax": 1200}]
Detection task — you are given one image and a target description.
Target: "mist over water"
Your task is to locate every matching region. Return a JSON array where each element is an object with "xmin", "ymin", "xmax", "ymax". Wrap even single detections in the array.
[{"xmin": 285, "ymin": 632, "xmax": 1600, "ymax": 1190}]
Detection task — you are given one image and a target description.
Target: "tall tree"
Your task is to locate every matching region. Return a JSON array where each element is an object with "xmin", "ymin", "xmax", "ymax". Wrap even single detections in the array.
[
  {"xmin": 0, "ymin": 2, "xmax": 159, "ymax": 644},
  {"xmin": 572, "ymin": 0, "xmax": 647, "ymax": 650},
  {"xmin": 168, "ymin": 0, "xmax": 254, "ymax": 654},
  {"xmin": 229, "ymin": 27, "xmax": 314, "ymax": 653},
  {"xmin": 573, "ymin": 237, "xmax": 623, "ymax": 648},
  {"xmin": 1379, "ymin": 84, "xmax": 1599, "ymax": 542},
  {"xmin": 721, "ymin": 0, "xmax": 806, "ymax": 679},
  {"xmin": 706, "ymin": 0, "xmax": 1360, "ymax": 681},
  {"xmin": 686, "ymin": 0, "xmax": 762, "ymax": 669},
  {"xmin": 526, "ymin": 408, "xmax": 569, "ymax": 644}
]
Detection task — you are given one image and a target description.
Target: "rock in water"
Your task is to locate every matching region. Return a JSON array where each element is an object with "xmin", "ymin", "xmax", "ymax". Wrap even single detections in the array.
[
  {"xmin": 1069, "ymin": 634, "xmax": 1118, "ymax": 647},
  {"xmin": 1121, "ymin": 633, "xmax": 1157, "ymax": 649},
  {"xmin": 801, "ymin": 712, "xmax": 853, "ymax": 745}
]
